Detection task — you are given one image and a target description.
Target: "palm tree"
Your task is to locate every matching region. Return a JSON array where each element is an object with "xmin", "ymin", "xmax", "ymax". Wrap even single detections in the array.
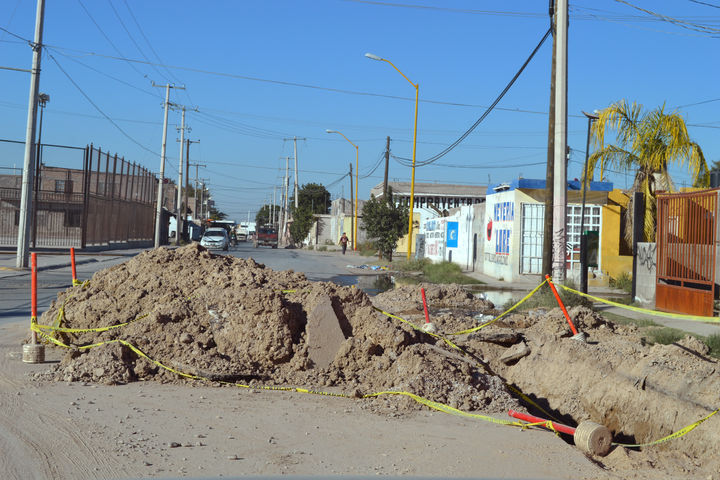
[{"xmin": 586, "ymin": 100, "xmax": 709, "ymax": 245}]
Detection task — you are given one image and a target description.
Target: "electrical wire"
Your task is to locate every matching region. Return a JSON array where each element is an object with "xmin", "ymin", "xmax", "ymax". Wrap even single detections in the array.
[
  {"xmin": 49, "ymin": 46, "xmax": 162, "ymax": 99},
  {"xmin": 46, "ymin": 51, "xmax": 160, "ymax": 158},
  {"xmin": 76, "ymin": 0, "xmax": 155, "ymax": 81},
  {"xmin": 689, "ymin": 0, "xmax": 720, "ymax": 9},
  {"xmin": 106, "ymin": 0, "xmax": 174, "ymax": 85},
  {"xmin": 393, "ymin": 27, "xmax": 551, "ymax": 168},
  {"xmin": 613, "ymin": 0, "xmax": 720, "ymax": 34},
  {"xmin": 120, "ymin": 0, "xmax": 195, "ymax": 107}
]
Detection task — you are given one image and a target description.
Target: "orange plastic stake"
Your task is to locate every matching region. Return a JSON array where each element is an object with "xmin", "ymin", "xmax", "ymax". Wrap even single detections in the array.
[
  {"xmin": 70, "ymin": 247, "xmax": 78, "ymax": 284},
  {"xmin": 421, "ymin": 287, "xmax": 430, "ymax": 324},
  {"xmin": 31, "ymin": 252, "xmax": 38, "ymax": 343},
  {"xmin": 544, "ymin": 274, "xmax": 579, "ymax": 336}
]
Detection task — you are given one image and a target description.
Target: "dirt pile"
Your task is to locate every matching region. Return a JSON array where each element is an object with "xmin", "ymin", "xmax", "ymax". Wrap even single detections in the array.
[
  {"xmin": 32, "ymin": 245, "xmax": 720, "ymax": 477},
  {"xmin": 35, "ymin": 244, "xmax": 516, "ymax": 414}
]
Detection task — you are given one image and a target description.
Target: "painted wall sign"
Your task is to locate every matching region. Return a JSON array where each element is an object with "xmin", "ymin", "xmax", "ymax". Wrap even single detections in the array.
[{"xmin": 446, "ymin": 221, "xmax": 459, "ymax": 248}]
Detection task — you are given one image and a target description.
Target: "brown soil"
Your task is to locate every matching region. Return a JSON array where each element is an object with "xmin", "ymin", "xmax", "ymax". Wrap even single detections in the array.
[{"xmin": 31, "ymin": 244, "xmax": 720, "ymax": 479}]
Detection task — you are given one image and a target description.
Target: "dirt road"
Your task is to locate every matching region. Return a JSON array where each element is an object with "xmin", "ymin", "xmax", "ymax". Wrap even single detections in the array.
[{"xmin": 2, "ymin": 320, "xmax": 609, "ymax": 479}]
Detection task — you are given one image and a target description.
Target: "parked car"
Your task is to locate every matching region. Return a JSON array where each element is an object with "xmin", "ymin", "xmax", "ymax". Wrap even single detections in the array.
[
  {"xmin": 254, "ymin": 226, "xmax": 278, "ymax": 248},
  {"xmin": 200, "ymin": 227, "xmax": 230, "ymax": 251}
]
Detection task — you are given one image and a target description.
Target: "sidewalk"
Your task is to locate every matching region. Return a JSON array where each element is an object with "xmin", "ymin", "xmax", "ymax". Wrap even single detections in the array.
[
  {"xmin": 0, "ymin": 248, "xmax": 145, "ymax": 279},
  {"xmin": 464, "ymin": 269, "xmax": 720, "ymax": 338}
]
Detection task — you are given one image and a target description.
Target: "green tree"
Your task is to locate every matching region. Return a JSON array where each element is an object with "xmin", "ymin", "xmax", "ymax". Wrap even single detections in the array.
[
  {"xmin": 289, "ymin": 205, "xmax": 314, "ymax": 245},
  {"xmin": 588, "ymin": 100, "xmax": 708, "ymax": 244},
  {"xmin": 291, "ymin": 183, "xmax": 331, "ymax": 214},
  {"xmin": 361, "ymin": 190, "xmax": 409, "ymax": 261},
  {"xmin": 255, "ymin": 204, "xmax": 280, "ymax": 226},
  {"xmin": 208, "ymin": 206, "xmax": 227, "ymax": 221}
]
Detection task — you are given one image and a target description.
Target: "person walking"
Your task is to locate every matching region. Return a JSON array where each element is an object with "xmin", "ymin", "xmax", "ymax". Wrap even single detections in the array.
[{"xmin": 339, "ymin": 232, "xmax": 349, "ymax": 255}]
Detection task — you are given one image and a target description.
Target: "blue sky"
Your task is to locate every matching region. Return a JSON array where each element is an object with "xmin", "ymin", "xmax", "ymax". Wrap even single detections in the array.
[{"xmin": 2, "ymin": 0, "xmax": 719, "ymax": 221}]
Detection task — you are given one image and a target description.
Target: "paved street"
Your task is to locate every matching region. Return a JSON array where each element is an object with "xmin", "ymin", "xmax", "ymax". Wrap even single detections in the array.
[
  {"xmin": 0, "ymin": 243, "xmax": 377, "ymax": 328},
  {"xmin": 2, "ymin": 243, "xmax": 719, "ymax": 337}
]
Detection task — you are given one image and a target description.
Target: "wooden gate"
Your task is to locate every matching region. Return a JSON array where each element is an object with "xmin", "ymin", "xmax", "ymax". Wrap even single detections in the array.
[{"xmin": 656, "ymin": 189, "xmax": 717, "ymax": 317}]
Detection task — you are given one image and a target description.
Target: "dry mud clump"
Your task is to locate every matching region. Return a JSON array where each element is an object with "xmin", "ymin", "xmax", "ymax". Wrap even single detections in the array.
[{"xmin": 34, "ymin": 244, "xmax": 516, "ymax": 415}]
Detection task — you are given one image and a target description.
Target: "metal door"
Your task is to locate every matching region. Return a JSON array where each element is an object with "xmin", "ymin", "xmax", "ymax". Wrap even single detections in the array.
[{"xmin": 656, "ymin": 190, "xmax": 717, "ymax": 317}]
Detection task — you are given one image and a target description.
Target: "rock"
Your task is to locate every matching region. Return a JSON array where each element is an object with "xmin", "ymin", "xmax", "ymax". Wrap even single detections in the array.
[
  {"xmin": 500, "ymin": 341, "xmax": 531, "ymax": 365},
  {"xmin": 306, "ymin": 295, "xmax": 346, "ymax": 369},
  {"xmin": 179, "ymin": 332, "xmax": 193, "ymax": 344}
]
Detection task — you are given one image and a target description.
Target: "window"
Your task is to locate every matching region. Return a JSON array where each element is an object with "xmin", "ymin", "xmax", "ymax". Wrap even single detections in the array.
[
  {"xmin": 520, "ymin": 203, "xmax": 544, "ymax": 274},
  {"xmin": 566, "ymin": 204, "xmax": 601, "ymax": 271},
  {"xmin": 54, "ymin": 180, "xmax": 73, "ymax": 193}
]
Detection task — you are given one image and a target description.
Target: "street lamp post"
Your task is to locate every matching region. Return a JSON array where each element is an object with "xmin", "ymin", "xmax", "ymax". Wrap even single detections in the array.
[
  {"xmin": 326, "ymin": 129, "xmax": 358, "ymax": 251},
  {"xmin": 365, "ymin": 52, "xmax": 419, "ymax": 260},
  {"xmin": 580, "ymin": 110, "xmax": 600, "ymax": 294}
]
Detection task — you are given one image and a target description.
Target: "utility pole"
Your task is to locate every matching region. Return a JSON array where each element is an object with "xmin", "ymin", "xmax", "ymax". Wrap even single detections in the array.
[
  {"xmin": 272, "ymin": 186, "xmax": 276, "ymax": 225},
  {"xmin": 552, "ymin": 0, "xmax": 569, "ymax": 283},
  {"xmin": 189, "ymin": 151, "xmax": 203, "ymax": 222},
  {"xmin": 542, "ymin": 0, "xmax": 556, "ymax": 277},
  {"xmin": 175, "ymin": 107, "xmax": 185, "ymax": 246},
  {"xmin": 349, "ymin": 163, "xmax": 354, "ymax": 251},
  {"xmin": 283, "ymin": 156, "xmax": 290, "ymax": 244},
  {"xmin": 383, "ymin": 136, "xmax": 390, "ymax": 200},
  {"xmin": 152, "ymin": 82, "xmax": 185, "ymax": 248},
  {"xmin": 16, "ymin": 0, "xmax": 46, "ymax": 268},
  {"xmin": 284, "ymin": 136, "xmax": 306, "ymax": 209}
]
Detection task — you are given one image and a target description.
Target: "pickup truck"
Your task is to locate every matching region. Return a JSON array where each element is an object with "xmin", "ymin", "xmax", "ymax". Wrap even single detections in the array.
[{"xmin": 254, "ymin": 226, "xmax": 278, "ymax": 248}]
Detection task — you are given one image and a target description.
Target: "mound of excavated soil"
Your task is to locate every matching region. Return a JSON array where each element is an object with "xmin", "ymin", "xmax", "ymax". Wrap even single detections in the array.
[
  {"xmin": 32, "ymin": 244, "xmax": 720, "ymax": 477},
  {"xmin": 35, "ymin": 244, "xmax": 516, "ymax": 415}
]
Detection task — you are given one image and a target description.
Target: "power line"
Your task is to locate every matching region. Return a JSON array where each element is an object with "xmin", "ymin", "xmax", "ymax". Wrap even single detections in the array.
[
  {"xmin": 394, "ymin": 27, "xmax": 552, "ymax": 168},
  {"xmin": 44, "ymin": 43, "xmax": 562, "ymax": 114},
  {"xmin": 106, "ymin": 0, "xmax": 174, "ymax": 85},
  {"xmin": 46, "ymin": 51, "xmax": 160, "ymax": 158}
]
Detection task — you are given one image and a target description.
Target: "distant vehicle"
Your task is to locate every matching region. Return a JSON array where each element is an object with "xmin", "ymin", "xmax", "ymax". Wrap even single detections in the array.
[
  {"xmin": 200, "ymin": 227, "xmax": 230, "ymax": 251},
  {"xmin": 254, "ymin": 226, "xmax": 278, "ymax": 248},
  {"xmin": 235, "ymin": 224, "xmax": 249, "ymax": 242}
]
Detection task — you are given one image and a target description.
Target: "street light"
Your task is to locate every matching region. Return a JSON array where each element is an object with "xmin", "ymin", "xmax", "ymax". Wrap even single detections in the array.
[
  {"xmin": 580, "ymin": 109, "xmax": 600, "ymax": 294},
  {"xmin": 365, "ymin": 52, "xmax": 419, "ymax": 261},
  {"xmin": 326, "ymin": 129, "xmax": 359, "ymax": 251}
]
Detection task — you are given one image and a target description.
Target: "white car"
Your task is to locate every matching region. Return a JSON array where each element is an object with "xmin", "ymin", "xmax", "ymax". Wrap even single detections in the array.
[{"xmin": 200, "ymin": 228, "xmax": 230, "ymax": 251}]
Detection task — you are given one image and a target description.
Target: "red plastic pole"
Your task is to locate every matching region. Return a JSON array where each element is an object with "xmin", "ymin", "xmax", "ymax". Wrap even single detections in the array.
[
  {"xmin": 508, "ymin": 409, "xmax": 576, "ymax": 435},
  {"xmin": 31, "ymin": 252, "xmax": 38, "ymax": 343},
  {"xmin": 544, "ymin": 274, "xmax": 579, "ymax": 335},
  {"xmin": 70, "ymin": 247, "xmax": 77, "ymax": 284},
  {"xmin": 420, "ymin": 288, "xmax": 430, "ymax": 324}
]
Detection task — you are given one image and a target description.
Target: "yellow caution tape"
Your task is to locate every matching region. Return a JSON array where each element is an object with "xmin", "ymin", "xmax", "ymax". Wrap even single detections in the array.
[
  {"xmin": 450, "ymin": 278, "xmax": 549, "ymax": 335},
  {"xmin": 373, "ymin": 307, "xmax": 465, "ymax": 352},
  {"xmin": 612, "ymin": 407, "xmax": 720, "ymax": 448},
  {"xmin": 559, "ymin": 284, "xmax": 720, "ymax": 324},
  {"xmin": 363, "ymin": 391, "xmax": 523, "ymax": 426},
  {"xmin": 30, "ymin": 279, "xmax": 719, "ymax": 449},
  {"xmin": 374, "ymin": 302, "xmax": 563, "ymax": 423}
]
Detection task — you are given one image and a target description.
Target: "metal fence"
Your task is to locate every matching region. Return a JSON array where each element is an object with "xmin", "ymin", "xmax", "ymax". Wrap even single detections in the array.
[{"xmin": 0, "ymin": 143, "xmax": 156, "ymax": 249}]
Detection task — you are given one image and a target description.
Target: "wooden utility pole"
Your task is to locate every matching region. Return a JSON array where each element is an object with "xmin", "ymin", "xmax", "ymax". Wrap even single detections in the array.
[{"xmin": 542, "ymin": 1, "xmax": 557, "ymax": 277}]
